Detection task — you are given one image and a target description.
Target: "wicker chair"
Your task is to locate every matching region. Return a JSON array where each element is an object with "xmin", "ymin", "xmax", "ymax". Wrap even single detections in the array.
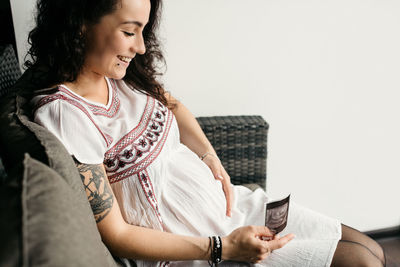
[
  {"xmin": 0, "ymin": 44, "xmax": 22, "ymax": 181},
  {"xmin": 197, "ymin": 116, "xmax": 268, "ymax": 189},
  {"xmin": 0, "ymin": 45, "xmax": 21, "ymax": 98}
]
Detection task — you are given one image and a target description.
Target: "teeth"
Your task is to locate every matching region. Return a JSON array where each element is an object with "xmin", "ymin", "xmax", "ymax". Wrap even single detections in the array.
[{"xmin": 118, "ymin": 56, "xmax": 131, "ymax": 63}]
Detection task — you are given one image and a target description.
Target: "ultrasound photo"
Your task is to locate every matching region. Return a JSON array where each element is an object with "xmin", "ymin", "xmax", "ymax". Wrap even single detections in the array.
[{"xmin": 265, "ymin": 195, "xmax": 290, "ymax": 236}]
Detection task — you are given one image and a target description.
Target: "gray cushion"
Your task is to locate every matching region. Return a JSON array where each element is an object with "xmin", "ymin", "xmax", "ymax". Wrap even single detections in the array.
[
  {"xmin": 0, "ymin": 66, "xmax": 120, "ymax": 266},
  {"xmin": 18, "ymin": 109, "xmax": 87, "ymax": 194},
  {"xmin": 0, "ymin": 68, "xmax": 45, "ymax": 267},
  {"xmin": 0, "ymin": 169, "xmax": 22, "ymax": 266},
  {"xmin": 21, "ymin": 154, "xmax": 118, "ymax": 267},
  {"xmin": 0, "ymin": 67, "xmax": 50, "ymax": 177}
]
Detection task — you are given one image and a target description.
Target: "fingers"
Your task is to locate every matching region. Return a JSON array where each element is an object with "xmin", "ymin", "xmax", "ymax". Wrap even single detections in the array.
[
  {"xmin": 212, "ymin": 163, "xmax": 223, "ymax": 181},
  {"xmin": 203, "ymin": 157, "xmax": 233, "ymax": 216},
  {"xmin": 222, "ymin": 180, "xmax": 233, "ymax": 217},
  {"xmin": 216, "ymin": 173, "xmax": 224, "ymax": 181},
  {"xmin": 252, "ymin": 226, "xmax": 295, "ymax": 251},
  {"xmin": 204, "ymin": 156, "xmax": 223, "ymax": 180},
  {"xmin": 224, "ymin": 226, "xmax": 294, "ymax": 263},
  {"xmin": 220, "ymin": 167, "xmax": 233, "ymax": 217},
  {"xmin": 253, "ymin": 233, "xmax": 294, "ymax": 263},
  {"xmin": 267, "ymin": 233, "xmax": 295, "ymax": 251},
  {"xmin": 251, "ymin": 225, "xmax": 275, "ymax": 237}
]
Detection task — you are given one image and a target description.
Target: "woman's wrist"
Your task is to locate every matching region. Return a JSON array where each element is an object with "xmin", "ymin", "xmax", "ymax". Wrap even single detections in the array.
[
  {"xmin": 208, "ymin": 236, "xmax": 223, "ymax": 266},
  {"xmin": 199, "ymin": 152, "xmax": 218, "ymax": 161},
  {"xmin": 220, "ymin": 236, "xmax": 231, "ymax": 261},
  {"xmin": 199, "ymin": 236, "xmax": 213, "ymax": 261}
]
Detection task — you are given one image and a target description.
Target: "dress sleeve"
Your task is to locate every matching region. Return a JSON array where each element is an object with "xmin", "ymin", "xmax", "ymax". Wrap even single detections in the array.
[{"xmin": 33, "ymin": 100, "xmax": 107, "ymax": 164}]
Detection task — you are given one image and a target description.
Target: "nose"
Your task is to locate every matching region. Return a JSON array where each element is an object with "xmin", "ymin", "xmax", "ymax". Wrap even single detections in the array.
[{"xmin": 131, "ymin": 33, "xmax": 146, "ymax": 55}]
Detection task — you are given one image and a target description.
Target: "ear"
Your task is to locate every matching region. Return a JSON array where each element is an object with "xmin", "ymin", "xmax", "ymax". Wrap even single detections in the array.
[{"xmin": 80, "ymin": 25, "xmax": 87, "ymax": 36}]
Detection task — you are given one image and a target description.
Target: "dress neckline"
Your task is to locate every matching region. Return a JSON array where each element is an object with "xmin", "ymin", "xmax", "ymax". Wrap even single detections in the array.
[{"xmin": 59, "ymin": 77, "xmax": 113, "ymax": 109}]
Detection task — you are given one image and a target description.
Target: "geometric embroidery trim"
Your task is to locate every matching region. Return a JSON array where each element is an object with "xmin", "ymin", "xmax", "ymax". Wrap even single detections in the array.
[
  {"xmin": 159, "ymin": 261, "xmax": 170, "ymax": 267},
  {"xmin": 104, "ymin": 96, "xmax": 173, "ymax": 183},
  {"xmin": 104, "ymin": 95, "xmax": 154, "ymax": 160},
  {"xmin": 58, "ymin": 78, "xmax": 120, "ymax": 118},
  {"xmin": 34, "ymin": 93, "xmax": 113, "ymax": 146},
  {"xmin": 137, "ymin": 169, "xmax": 164, "ymax": 227}
]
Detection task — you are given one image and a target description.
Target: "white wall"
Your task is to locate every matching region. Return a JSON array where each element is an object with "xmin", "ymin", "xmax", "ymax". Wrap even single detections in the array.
[
  {"xmin": 12, "ymin": 0, "xmax": 400, "ymax": 232},
  {"xmin": 161, "ymin": 0, "xmax": 400, "ymax": 232},
  {"xmin": 10, "ymin": 0, "xmax": 36, "ymax": 68}
]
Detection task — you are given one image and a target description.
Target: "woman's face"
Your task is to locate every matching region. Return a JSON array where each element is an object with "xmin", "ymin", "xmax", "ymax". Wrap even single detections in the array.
[{"xmin": 83, "ymin": 0, "xmax": 150, "ymax": 80}]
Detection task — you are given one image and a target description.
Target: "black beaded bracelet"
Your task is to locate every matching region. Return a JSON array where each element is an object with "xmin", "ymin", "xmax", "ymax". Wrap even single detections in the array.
[
  {"xmin": 208, "ymin": 237, "xmax": 213, "ymax": 267},
  {"xmin": 208, "ymin": 236, "xmax": 222, "ymax": 266}
]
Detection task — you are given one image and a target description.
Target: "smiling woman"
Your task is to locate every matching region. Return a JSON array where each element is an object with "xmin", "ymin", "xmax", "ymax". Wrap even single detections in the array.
[
  {"xmin": 81, "ymin": 0, "xmax": 148, "ymax": 80},
  {"xmin": 58, "ymin": 0, "xmax": 150, "ymax": 105},
  {"xmin": 23, "ymin": 0, "xmax": 386, "ymax": 266},
  {"xmin": 26, "ymin": 0, "xmax": 167, "ymax": 107}
]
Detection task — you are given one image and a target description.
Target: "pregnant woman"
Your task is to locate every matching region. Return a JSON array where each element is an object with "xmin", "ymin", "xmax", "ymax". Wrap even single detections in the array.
[{"xmin": 27, "ymin": 0, "xmax": 385, "ymax": 266}]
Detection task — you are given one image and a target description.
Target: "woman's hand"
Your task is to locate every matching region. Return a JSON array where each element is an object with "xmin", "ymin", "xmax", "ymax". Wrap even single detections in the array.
[
  {"xmin": 202, "ymin": 154, "xmax": 233, "ymax": 217},
  {"xmin": 222, "ymin": 226, "xmax": 295, "ymax": 263}
]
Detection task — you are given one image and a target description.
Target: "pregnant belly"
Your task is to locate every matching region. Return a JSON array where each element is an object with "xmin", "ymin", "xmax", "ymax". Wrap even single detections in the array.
[{"xmin": 157, "ymin": 145, "xmax": 231, "ymax": 236}]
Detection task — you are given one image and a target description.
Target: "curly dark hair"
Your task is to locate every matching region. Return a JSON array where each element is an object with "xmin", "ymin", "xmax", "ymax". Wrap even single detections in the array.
[{"xmin": 25, "ymin": 0, "xmax": 169, "ymax": 107}]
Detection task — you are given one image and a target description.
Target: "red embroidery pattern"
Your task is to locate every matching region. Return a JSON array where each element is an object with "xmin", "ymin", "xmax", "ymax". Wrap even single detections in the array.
[
  {"xmin": 104, "ymin": 95, "xmax": 153, "ymax": 161},
  {"xmin": 104, "ymin": 97, "xmax": 173, "ymax": 184},
  {"xmin": 103, "ymin": 97, "xmax": 173, "ymax": 250},
  {"xmin": 58, "ymin": 78, "xmax": 120, "ymax": 118},
  {"xmin": 138, "ymin": 170, "xmax": 163, "ymax": 226},
  {"xmin": 34, "ymin": 93, "xmax": 113, "ymax": 146}
]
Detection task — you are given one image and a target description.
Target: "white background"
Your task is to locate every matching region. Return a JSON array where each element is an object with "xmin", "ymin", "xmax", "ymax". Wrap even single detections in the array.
[{"xmin": 11, "ymin": 0, "xmax": 400, "ymax": 232}]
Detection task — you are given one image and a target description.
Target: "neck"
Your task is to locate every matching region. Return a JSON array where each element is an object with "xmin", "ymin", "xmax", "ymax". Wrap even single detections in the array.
[
  {"xmin": 64, "ymin": 69, "xmax": 107, "ymax": 95},
  {"xmin": 63, "ymin": 69, "xmax": 110, "ymax": 106}
]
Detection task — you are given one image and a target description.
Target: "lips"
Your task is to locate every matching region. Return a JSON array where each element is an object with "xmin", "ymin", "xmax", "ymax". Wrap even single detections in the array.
[{"xmin": 117, "ymin": 55, "xmax": 132, "ymax": 63}]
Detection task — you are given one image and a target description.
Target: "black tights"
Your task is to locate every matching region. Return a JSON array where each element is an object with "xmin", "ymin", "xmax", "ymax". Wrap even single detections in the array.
[{"xmin": 331, "ymin": 224, "xmax": 386, "ymax": 267}]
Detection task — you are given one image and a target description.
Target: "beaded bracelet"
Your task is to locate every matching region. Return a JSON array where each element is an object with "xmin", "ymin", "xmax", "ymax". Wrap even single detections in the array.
[
  {"xmin": 208, "ymin": 237, "xmax": 213, "ymax": 267},
  {"xmin": 208, "ymin": 236, "xmax": 222, "ymax": 266}
]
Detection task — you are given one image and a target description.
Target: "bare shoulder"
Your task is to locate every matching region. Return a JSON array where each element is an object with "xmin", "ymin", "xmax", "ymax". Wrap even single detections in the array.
[{"xmin": 73, "ymin": 159, "xmax": 114, "ymax": 223}]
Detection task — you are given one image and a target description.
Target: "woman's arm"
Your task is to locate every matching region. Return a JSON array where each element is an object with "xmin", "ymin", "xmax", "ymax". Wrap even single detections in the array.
[
  {"xmin": 166, "ymin": 93, "xmax": 215, "ymax": 157},
  {"xmin": 74, "ymin": 160, "xmax": 294, "ymax": 262},
  {"xmin": 166, "ymin": 93, "xmax": 233, "ymax": 216}
]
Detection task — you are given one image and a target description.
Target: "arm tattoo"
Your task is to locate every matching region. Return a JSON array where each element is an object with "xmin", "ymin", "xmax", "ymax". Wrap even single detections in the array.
[{"xmin": 74, "ymin": 159, "xmax": 114, "ymax": 223}]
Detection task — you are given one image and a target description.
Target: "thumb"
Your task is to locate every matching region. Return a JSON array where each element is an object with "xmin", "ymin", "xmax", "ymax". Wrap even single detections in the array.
[
  {"xmin": 268, "ymin": 233, "xmax": 295, "ymax": 251},
  {"xmin": 252, "ymin": 225, "xmax": 274, "ymax": 237}
]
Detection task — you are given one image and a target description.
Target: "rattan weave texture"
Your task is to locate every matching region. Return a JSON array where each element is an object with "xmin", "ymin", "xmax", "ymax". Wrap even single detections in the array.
[
  {"xmin": 197, "ymin": 115, "xmax": 268, "ymax": 189},
  {"xmin": 0, "ymin": 45, "xmax": 21, "ymax": 97}
]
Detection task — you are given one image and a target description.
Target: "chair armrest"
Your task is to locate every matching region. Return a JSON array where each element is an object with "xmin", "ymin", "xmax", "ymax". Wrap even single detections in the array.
[{"xmin": 196, "ymin": 115, "xmax": 268, "ymax": 189}]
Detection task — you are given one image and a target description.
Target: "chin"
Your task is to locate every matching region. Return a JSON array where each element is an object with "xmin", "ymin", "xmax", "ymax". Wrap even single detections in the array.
[{"xmin": 109, "ymin": 69, "xmax": 127, "ymax": 80}]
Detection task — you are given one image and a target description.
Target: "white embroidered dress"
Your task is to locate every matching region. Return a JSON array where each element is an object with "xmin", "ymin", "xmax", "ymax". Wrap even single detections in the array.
[{"xmin": 32, "ymin": 78, "xmax": 342, "ymax": 267}]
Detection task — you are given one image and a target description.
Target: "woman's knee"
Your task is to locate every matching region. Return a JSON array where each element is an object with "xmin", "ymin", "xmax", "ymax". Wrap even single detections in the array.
[
  {"xmin": 331, "ymin": 240, "xmax": 385, "ymax": 267},
  {"xmin": 340, "ymin": 224, "xmax": 385, "ymax": 265}
]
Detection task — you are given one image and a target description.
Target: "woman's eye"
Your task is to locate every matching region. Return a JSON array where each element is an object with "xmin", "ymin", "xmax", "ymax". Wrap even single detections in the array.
[{"xmin": 123, "ymin": 31, "xmax": 135, "ymax": 37}]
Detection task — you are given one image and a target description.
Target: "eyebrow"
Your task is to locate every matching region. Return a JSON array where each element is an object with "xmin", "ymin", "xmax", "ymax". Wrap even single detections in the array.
[{"xmin": 121, "ymin": 21, "xmax": 145, "ymax": 27}]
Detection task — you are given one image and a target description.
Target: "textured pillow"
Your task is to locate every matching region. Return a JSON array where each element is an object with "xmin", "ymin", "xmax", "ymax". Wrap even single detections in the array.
[
  {"xmin": 0, "ymin": 65, "xmax": 120, "ymax": 266},
  {"xmin": 0, "ymin": 66, "xmax": 50, "ymax": 177},
  {"xmin": 0, "ymin": 164, "xmax": 22, "ymax": 267},
  {"xmin": 21, "ymin": 154, "xmax": 118, "ymax": 267},
  {"xmin": 0, "ymin": 65, "xmax": 40, "ymax": 267}
]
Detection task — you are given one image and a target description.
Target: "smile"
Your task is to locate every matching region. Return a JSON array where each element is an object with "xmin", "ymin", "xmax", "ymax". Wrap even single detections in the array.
[{"xmin": 117, "ymin": 55, "xmax": 132, "ymax": 63}]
